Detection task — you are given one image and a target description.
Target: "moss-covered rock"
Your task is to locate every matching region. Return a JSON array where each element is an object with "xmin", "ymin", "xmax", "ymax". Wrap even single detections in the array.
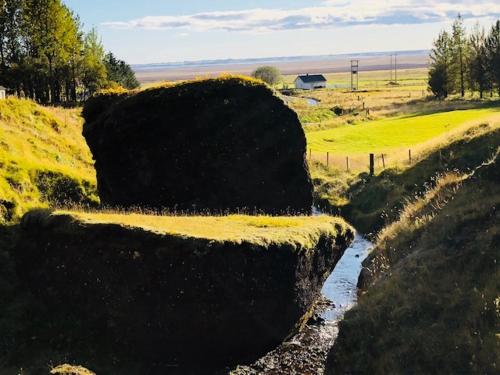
[
  {"xmin": 12, "ymin": 211, "xmax": 353, "ymax": 373},
  {"xmin": 82, "ymin": 77, "xmax": 313, "ymax": 214}
]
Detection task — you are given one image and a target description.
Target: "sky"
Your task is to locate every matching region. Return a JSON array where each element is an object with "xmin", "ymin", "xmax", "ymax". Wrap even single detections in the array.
[{"xmin": 62, "ymin": 0, "xmax": 500, "ymax": 64}]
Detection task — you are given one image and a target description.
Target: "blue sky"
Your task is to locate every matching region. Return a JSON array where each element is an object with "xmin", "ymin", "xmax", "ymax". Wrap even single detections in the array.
[{"xmin": 63, "ymin": 0, "xmax": 500, "ymax": 64}]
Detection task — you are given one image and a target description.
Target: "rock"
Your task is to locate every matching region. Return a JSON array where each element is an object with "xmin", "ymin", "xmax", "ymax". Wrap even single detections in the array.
[
  {"xmin": 13, "ymin": 210, "xmax": 354, "ymax": 373},
  {"xmin": 82, "ymin": 78, "xmax": 313, "ymax": 214},
  {"xmin": 357, "ymin": 266, "xmax": 372, "ymax": 290}
]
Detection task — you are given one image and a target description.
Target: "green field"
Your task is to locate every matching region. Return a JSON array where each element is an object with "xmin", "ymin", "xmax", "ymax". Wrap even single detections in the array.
[{"xmin": 306, "ymin": 107, "xmax": 500, "ymax": 154}]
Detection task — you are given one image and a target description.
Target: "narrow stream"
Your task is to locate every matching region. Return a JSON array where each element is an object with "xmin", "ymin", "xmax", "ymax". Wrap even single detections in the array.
[
  {"xmin": 321, "ymin": 234, "xmax": 373, "ymax": 321},
  {"xmin": 234, "ymin": 221, "xmax": 374, "ymax": 374}
]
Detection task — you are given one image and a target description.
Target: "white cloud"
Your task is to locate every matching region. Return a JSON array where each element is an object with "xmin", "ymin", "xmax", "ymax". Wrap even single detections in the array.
[{"xmin": 102, "ymin": 1, "xmax": 500, "ymax": 32}]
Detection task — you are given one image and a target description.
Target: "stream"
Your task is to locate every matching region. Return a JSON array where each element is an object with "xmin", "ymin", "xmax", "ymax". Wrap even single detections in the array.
[{"xmin": 233, "ymin": 226, "xmax": 373, "ymax": 374}]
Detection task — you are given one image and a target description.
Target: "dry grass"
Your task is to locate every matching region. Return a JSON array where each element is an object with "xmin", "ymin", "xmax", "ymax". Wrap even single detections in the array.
[{"xmin": 329, "ymin": 149, "xmax": 500, "ymax": 374}]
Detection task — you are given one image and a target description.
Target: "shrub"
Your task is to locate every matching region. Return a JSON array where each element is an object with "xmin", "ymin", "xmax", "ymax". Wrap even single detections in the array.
[{"xmin": 332, "ymin": 106, "xmax": 344, "ymax": 116}]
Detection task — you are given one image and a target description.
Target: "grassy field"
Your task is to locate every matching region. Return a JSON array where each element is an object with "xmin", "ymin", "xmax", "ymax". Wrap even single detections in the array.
[
  {"xmin": 0, "ymin": 98, "xmax": 97, "ymax": 222},
  {"xmin": 56, "ymin": 210, "xmax": 349, "ymax": 247},
  {"xmin": 306, "ymin": 107, "xmax": 500, "ymax": 154}
]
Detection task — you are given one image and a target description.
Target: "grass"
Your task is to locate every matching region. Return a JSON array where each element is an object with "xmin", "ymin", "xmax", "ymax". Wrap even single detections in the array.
[
  {"xmin": 311, "ymin": 121, "xmax": 500, "ymax": 234},
  {"xmin": 0, "ymin": 98, "xmax": 97, "ymax": 223},
  {"xmin": 328, "ymin": 149, "xmax": 500, "ymax": 374},
  {"xmin": 55, "ymin": 210, "xmax": 350, "ymax": 248},
  {"xmin": 50, "ymin": 364, "xmax": 95, "ymax": 375},
  {"xmin": 306, "ymin": 107, "xmax": 500, "ymax": 154}
]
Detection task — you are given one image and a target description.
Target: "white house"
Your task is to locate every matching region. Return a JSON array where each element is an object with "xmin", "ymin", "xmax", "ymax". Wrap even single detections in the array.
[
  {"xmin": 294, "ymin": 74, "xmax": 327, "ymax": 90},
  {"xmin": 0, "ymin": 86, "xmax": 6, "ymax": 99}
]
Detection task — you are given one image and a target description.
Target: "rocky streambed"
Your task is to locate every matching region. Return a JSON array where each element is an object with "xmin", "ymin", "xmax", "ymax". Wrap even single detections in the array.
[{"xmin": 232, "ymin": 234, "xmax": 373, "ymax": 375}]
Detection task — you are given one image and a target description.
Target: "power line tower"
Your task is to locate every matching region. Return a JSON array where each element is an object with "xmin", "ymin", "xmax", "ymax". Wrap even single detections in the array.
[
  {"xmin": 390, "ymin": 55, "xmax": 393, "ymax": 82},
  {"xmin": 390, "ymin": 53, "xmax": 399, "ymax": 84},
  {"xmin": 350, "ymin": 60, "xmax": 359, "ymax": 91},
  {"xmin": 394, "ymin": 53, "xmax": 398, "ymax": 84}
]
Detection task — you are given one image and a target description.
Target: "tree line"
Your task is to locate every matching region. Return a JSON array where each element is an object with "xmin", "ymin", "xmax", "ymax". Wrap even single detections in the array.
[
  {"xmin": 429, "ymin": 15, "xmax": 500, "ymax": 99},
  {"xmin": 0, "ymin": 0, "xmax": 139, "ymax": 104}
]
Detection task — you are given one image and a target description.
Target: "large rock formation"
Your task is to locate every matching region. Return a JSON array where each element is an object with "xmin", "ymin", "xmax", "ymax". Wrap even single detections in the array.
[
  {"xmin": 13, "ymin": 210, "xmax": 353, "ymax": 373},
  {"xmin": 82, "ymin": 78, "xmax": 313, "ymax": 214}
]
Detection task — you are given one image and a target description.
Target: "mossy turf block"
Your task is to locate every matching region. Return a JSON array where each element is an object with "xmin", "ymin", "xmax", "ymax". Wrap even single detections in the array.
[
  {"xmin": 82, "ymin": 78, "xmax": 313, "ymax": 214},
  {"xmin": 13, "ymin": 210, "xmax": 353, "ymax": 372}
]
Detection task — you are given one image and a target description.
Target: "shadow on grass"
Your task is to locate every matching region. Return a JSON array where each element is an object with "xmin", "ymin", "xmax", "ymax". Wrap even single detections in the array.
[{"xmin": 383, "ymin": 97, "xmax": 500, "ymax": 120}]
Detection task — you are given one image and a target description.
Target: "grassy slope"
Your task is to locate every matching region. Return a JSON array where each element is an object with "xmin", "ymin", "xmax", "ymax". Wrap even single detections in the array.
[
  {"xmin": 312, "ymin": 122, "xmax": 500, "ymax": 234},
  {"xmin": 307, "ymin": 107, "xmax": 500, "ymax": 153},
  {"xmin": 0, "ymin": 98, "xmax": 97, "ymax": 223},
  {"xmin": 55, "ymin": 210, "xmax": 350, "ymax": 248},
  {"xmin": 327, "ymin": 150, "xmax": 500, "ymax": 374}
]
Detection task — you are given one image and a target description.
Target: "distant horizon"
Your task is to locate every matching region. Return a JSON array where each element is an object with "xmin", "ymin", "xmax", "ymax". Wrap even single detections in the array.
[{"xmin": 131, "ymin": 48, "xmax": 430, "ymax": 68}]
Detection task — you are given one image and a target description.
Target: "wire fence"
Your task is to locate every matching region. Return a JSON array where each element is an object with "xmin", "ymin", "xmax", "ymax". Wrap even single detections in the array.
[{"xmin": 308, "ymin": 148, "xmax": 422, "ymax": 174}]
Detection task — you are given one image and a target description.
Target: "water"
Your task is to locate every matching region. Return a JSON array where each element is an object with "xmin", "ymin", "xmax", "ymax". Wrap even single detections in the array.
[
  {"xmin": 306, "ymin": 98, "xmax": 319, "ymax": 106},
  {"xmin": 321, "ymin": 234, "xmax": 373, "ymax": 322},
  {"xmin": 233, "ymin": 224, "xmax": 374, "ymax": 374}
]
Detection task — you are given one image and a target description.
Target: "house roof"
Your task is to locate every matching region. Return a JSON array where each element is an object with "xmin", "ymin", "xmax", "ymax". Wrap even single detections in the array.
[
  {"xmin": 296, "ymin": 74, "xmax": 327, "ymax": 83},
  {"xmin": 0, "ymin": 86, "xmax": 6, "ymax": 90}
]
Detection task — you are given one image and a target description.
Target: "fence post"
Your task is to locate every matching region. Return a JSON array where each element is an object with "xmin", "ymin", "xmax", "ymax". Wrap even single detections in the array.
[
  {"xmin": 327, "ymin": 152, "xmax": 329, "ymax": 167},
  {"xmin": 346, "ymin": 156, "xmax": 349, "ymax": 172},
  {"xmin": 408, "ymin": 149, "xmax": 412, "ymax": 164},
  {"xmin": 369, "ymin": 153, "xmax": 375, "ymax": 176},
  {"xmin": 381, "ymin": 154, "xmax": 386, "ymax": 168}
]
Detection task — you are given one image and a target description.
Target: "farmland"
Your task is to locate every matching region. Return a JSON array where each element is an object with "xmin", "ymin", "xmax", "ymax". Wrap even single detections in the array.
[
  {"xmin": 277, "ymin": 67, "xmax": 500, "ymax": 170},
  {"xmin": 306, "ymin": 107, "xmax": 500, "ymax": 154}
]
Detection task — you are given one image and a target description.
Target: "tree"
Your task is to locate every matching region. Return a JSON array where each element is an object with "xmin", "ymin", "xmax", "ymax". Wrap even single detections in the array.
[
  {"xmin": 252, "ymin": 66, "xmax": 281, "ymax": 86},
  {"xmin": 81, "ymin": 27, "xmax": 107, "ymax": 98},
  {"xmin": 0, "ymin": 0, "xmax": 135, "ymax": 104},
  {"xmin": 429, "ymin": 31, "xmax": 452, "ymax": 99},
  {"xmin": 104, "ymin": 52, "xmax": 139, "ymax": 89},
  {"xmin": 469, "ymin": 24, "xmax": 490, "ymax": 98},
  {"xmin": 451, "ymin": 14, "xmax": 469, "ymax": 97},
  {"xmin": 486, "ymin": 20, "xmax": 500, "ymax": 95}
]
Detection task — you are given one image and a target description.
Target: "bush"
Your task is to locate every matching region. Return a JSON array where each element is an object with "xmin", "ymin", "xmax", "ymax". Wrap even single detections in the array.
[
  {"xmin": 35, "ymin": 171, "xmax": 98, "ymax": 207},
  {"xmin": 252, "ymin": 66, "xmax": 282, "ymax": 86},
  {"xmin": 332, "ymin": 106, "xmax": 344, "ymax": 116}
]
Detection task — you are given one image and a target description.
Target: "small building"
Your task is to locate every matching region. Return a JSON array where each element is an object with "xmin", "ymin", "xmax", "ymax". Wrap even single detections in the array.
[
  {"xmin": 294, "ymin": 74, "xmax": 327, "ymax": 90},
  {"xmin": 0, "ymin": 86, "xmax": 6, "ymax": 99}
]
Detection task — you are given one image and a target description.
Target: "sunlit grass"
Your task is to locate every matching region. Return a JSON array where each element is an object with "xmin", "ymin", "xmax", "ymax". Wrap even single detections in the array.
[
  {"xmin": 306, "ymin": 107, "xmax": 500, "ymax": 154},
  {"xmin": 0, "ymin": 98, "xmax": 97, "ymax": 221},
  {"xmin": 55, "ymin": 210, "xmax": 350, "ymax": 247}
]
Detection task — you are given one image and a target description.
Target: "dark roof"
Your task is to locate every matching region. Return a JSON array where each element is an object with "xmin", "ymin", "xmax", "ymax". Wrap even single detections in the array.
[{"xmin": 296, "ymin": 74, "xmax": 327, "ymax": 83}]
